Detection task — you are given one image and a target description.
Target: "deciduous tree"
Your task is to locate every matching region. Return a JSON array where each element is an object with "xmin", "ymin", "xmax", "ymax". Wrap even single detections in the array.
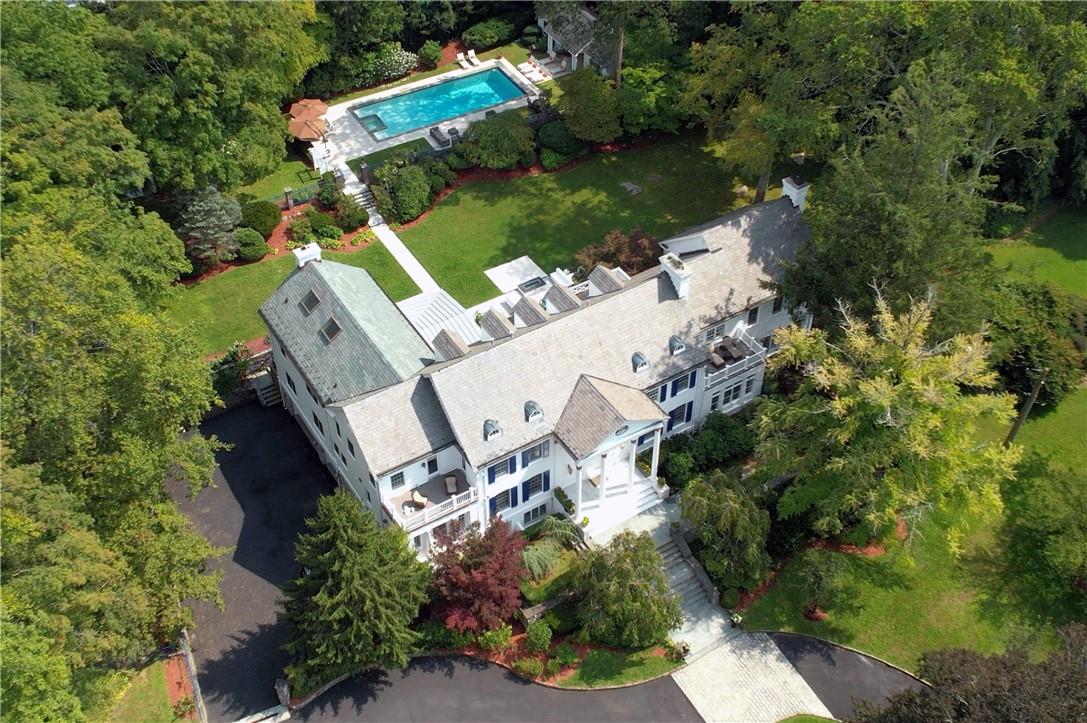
[
  {"xmin": 681, "ymin": 471, "xmax": 771, "ymax": 590},
  {"xmin": 575, "ymin": 227, "xmax": 658, "ymax": 276},
  {"xmin": 431, "ymin": 519, "xmax": 526, "ymax": 633},
  {"xmin": 556, "ymin": 70, "xmax": 622, "ymax": 144},
  {"xmin": 755, "ymin": 295, "xmax": 1020, "ymax": 544},
  {"xmin": 280, "ymin": 491, "xmax": 429, "ymax": 692}
]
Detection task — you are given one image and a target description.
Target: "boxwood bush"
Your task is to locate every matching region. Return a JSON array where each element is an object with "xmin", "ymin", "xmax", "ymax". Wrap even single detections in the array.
[
  {"xmin": 233, "ymin": 227, "xmax": 269, "ymax": 261},
  {"xmin": 240, "ymin": 200, "xmax": 282, "ymax": 239},
  {"xmin": 418, "ymin": 39, "xmax": 443, "ymax": 69},
  {"xmin": 540, "ymin": 148, "xmax": 570, "ymax": 170},
  {"xmin": 538, "ymin": 120, "xmax": 587, "ymax": 157},
  {"xmin": 463, "ymin": 18, "xmax": 516, "ymax": 49}
]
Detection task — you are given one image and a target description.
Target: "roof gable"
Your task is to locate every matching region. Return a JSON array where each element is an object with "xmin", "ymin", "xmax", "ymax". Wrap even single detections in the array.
[{"xmin": 554, "ymin": 376, "xmax": 665, "ymax": 461}]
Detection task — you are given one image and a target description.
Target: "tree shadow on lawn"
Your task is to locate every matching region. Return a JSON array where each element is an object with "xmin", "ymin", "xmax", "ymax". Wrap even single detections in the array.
[
  {"xmin": 961, "ymin": 452, "xmax": 1085, "ymax": 645},
  {"xmin": 1023, "ymin": 207, "xmax": 1087, "ymax": 261}
]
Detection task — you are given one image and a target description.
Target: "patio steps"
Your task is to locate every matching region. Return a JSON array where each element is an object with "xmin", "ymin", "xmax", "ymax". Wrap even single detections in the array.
[
  {"xmin": 656, "ymin": 536, "xmax": 736, "ymax": 659},
  {"xmin": 353, "ymin": 185, "xmax": 384, "ymax": 226}
]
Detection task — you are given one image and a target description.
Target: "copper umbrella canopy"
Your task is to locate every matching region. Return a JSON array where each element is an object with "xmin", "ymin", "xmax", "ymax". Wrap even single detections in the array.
[
  {"xmin": 288, "ymin": 98, "xmax": 328, "ymax": 118},
  {"xmin": 288, "ymin": 116, "xmax": 327, "ymax": 141}
]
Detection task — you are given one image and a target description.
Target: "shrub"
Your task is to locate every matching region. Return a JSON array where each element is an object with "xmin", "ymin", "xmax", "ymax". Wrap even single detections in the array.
[
  {"xmin": 463, "ymin": 18, "xmax": 516, "ymax": 50},
  {"xmin": 664, "ymin": 640, "xmax": 690, "ymax": 663},
  {"xmin": 429, "ymin": 174, "xmax": 447, "ymax": 195},
  {"xmin": 418, "ymin": 39, "xmax": 443, "ymax": 69},
  {"xmin": 446, "ymin": 150, "xmax": 472, "ymax": 170},
  {"xmin": 575, "ymin": 227, "xmax": 659, "ymax": 276},
  {"xmin": 538, "ymin": 121, "xmax": 586, "ymax": 156},
  {"xmin": 210, "ymin": 341, "xmax": 253, "ymax": 397},
  {"xmin": 334, "ymin": 194, "xmax": 369, "ymax": 231},
  {"xmin": 681, "ymin": 471, "xmax": 771, "ymax": 590},
  {"xmin": 553, "ymin": 487, "xmax": 576, "ymax": 516},
  {"xmin": 512, "ymin": 657, "xmax": 544, "ymax": 678},
  {"xmin": 316, "ymin": 171, "xmax": 340, "ymax": 207},
  {"xmin": 662, "ymin": 450, "xmax": 695, "ymax": 490},
  {"xmin": 536, "ymin": 516, "xmax": 581, "ymax": 549},
  {"xmin": 519, "ymin": 148, "xmax": 536, "ymax": 168},
  {"xmin": 553, "ymin": 642, "xmax": 579, "ymax": 667},
  {"xmin": 540, "ymin": 148, "xmax": 570, "ymax": 171},
  {"xmin": 525, "ymin": 620, "xmax": 553, "ymax": 653},
  {"xmin": 415, "ymin": 619, "xmax": 475, "ymax": 651},
  {"xmin": 233, "ymin": 227, "xmax": 270, "ymax": 262},
  {"xmin": 457, "ymin": 113, "xmax": 535, "ymax": 170},
  {"xmin": 691, "ymin": 410, "xmax": 757, "ymax": 471},
  {"xmin": 240, "ymin": 200, "xmax": 282, "ymax": 239},
  {"xmin": 721, "ymin": 588, "xmax": 742, "ymax": 608},
  {"xmin": 523, "ymin": 538, "xmax": 562, "ymax": 581},
  {"xmin": 540, "ymin": 601, "xmax": 580, "ymax": 636},
  {"xmin": 476, "ymin": 624, "xmax": 513, "ymax": 652},
  {"xmin": 357, "ymin": 43, "xmax": 418, "ymax": 87},
  {"xmin": 545, "ymin": 657, "xmax": 561, "ymax": 676}
]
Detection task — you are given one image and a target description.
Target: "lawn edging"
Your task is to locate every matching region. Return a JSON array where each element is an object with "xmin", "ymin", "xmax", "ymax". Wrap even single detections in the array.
[{"xmin": 756, "ymin": 630, "xmax": 933, "ymax": 688}]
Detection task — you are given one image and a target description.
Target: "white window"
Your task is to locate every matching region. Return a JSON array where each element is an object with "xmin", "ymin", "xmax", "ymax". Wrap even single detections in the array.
[
  {"xmin": 347, "ymin": 440, "xmax": 355, "ymax": 457},
  {"xmin": 745, "ymin": 377, "xmax": 754, "ymax": 394},
  {"xmin": 673, "ymin": 374, "xmax": 691, "ymax": 394},
  {"xmin": 285, "ymin": 373, "xmax": 297, "ymax": 395},
  {"xmin": 711, "ymin": 392, "xmax": 721, "ymax": 411},
  {"xmin": 307, "ymin": 385, "xmax": 319, "ymax": 404},
  {"xmin": 493, "ymin": 489, "xmax": 512, "ymax": 512},
  {"xmin": 391, "ymin": 471, "xmax": 405, "ymax": 489},
  {"xmin": 524, "ymin": 474, "xmax": 544, "ymax": 499},
  {"xmin": 773, "ymin": 297, "xmax": 784, "ymax": 314},
  {"xmin": 747, "ymin": 307, "xmax": 759, "ymax": 325},
  {"xmin": 703, "ymin": 322, "xmax": 726, "ymax": 343},
  {"xmin": 311, "ymin": 412, "xmax": 324, "ymax": 434},
  {"xmin": 668, "ymin": 406, "xmax": 686, "ymax": 428},
  {"xmin": 426, "ymin": 457, "xmax": 438, "ymax": 474},
  {"xmin": 335, "ymin": 422, "xmax": 341, "ymax": 438},
  {"xmin": 523, "ymin": 441, "xmax": 549, "ymax": 464},
  {"xmin": 523, "ymin": 504, "xmax": 548, "ymax": 525}
]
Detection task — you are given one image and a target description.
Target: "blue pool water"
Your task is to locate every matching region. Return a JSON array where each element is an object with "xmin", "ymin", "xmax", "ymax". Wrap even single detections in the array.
[{"xmin": 351, "ymin": 68, "xmax": 526, "ymax": 140}]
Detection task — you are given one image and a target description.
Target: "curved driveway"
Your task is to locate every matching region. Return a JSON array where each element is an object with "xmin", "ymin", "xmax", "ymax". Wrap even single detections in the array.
[{"xmin": 296, "ymin": 656, "xmax": 701, "ymax": 722}]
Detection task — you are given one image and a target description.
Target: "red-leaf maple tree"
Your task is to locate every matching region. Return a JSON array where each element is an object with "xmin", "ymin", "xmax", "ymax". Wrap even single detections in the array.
[{"xmin": 431, "ymin": 519, "xmax": 526, "ymax": 632}]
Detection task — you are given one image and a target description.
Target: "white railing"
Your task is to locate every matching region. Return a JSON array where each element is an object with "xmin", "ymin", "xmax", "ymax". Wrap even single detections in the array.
[
  {"xmin": 568, "ymin": 280, "xmax": 590, "ymax": 295},
  {"xmin": 400, "ymin": 487, "xmax": 478, "ymax": 532},
  {"xmin": 705, "ymin": 330, "xmax": 767, "ymax": 383}
]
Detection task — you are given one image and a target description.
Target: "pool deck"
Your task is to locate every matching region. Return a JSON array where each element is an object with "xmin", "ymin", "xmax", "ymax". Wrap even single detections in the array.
[{"xmin": 314, "ymin": 58, "xmax": 539, "ymax": 177}]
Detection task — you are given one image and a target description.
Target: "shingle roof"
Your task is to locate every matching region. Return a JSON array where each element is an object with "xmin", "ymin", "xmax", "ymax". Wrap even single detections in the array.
[
  {"xmin": 336, "ymin": 376, "xmax": 455, "ymax": 477},
  {"xmin": 479, "ymin": 308, "xmax": 515, "ymax": 340},
  {"xmin": 543, "ymin": 283, "xmax": 582, "ymax": 313},
  {"xmin": 554, "ymin": 376, "xmax": 667, "ymax": 460},
  {"xmin": 427, "ymin": 198, "xmax": 806, "ymax": 468},
  {"xmin": 512, "ymin": 295, "xmax": 549, "ymax": 326},
  {"xmin": 588, "ymin": 265, "xmax": 624, "ymax": 294},
  {"xmin": 433, "ymin": 328, "xmax": 470, "ymax": 360},
  {"xmin": 260, "ymin": 261, "xmax": 432, "ymax": 403}
]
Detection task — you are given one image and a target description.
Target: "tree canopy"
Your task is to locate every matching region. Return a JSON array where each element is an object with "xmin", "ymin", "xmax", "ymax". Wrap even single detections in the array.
[
  {"xmin": 681, "ymin": 471, "xmax": 771, "ymax": 590},
  {"xmin": 431, "ymin": 519, "xmax": 526, "ymax": 633}
]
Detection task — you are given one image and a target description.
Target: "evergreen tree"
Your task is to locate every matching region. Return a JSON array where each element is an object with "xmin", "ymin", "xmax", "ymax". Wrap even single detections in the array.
[
  {"xmin": 177, "ymin": 187, "xmax": 242, "ymax": 268},
  {"xmin": 756, "ymin": 294, "xmax": 1021, "ymax": 545},
  {"xmin": 280, "ymin": 491, "xmax": 430, "ymax": 692}
]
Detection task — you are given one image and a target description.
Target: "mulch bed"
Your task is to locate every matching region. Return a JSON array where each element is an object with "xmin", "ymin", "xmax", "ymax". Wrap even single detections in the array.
[
  {"xmin": 734, "ymin": 519, "xmax": 909, "ymax": 613},
  {"xmin": 162, "ymin": 653, "xmax": 197, "ymax": 719}
]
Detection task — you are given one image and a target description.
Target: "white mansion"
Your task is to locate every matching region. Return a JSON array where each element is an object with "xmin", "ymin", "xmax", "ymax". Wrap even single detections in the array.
[{"xmin": 260, "ymin": 182, "xmax": 812, "ymax": 556}]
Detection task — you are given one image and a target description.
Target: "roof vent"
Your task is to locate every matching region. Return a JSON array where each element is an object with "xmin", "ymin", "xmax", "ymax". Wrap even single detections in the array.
[
  {"xmin": 301, "ymin": 288, "xmax": 322, "ymax": 314},
  {"xmin": 524, "ymin": 400, "xmax": 544, "ymax": 423},
  {"xmin": 292, "ymin": 242, "xmax": 322, "ymax": 268},
  {"xmin": 320, "ymin": 317, "xmax": 341, "ymax": 343},
  {"xmin": 669, "ymin": 335, "xmax": 686, "ymax": 356},
  {"xmin": 483, "ymin": 419, "xmax": 502, "ymax": 441},
  {"xmin": 632, "ymin": 351, "xmax": 649, "ymax": 372}
]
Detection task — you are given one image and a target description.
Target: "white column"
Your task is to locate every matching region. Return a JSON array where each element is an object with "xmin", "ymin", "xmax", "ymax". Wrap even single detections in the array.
[
  {"xmin": 599, "ymin": 452, "xmax": 606, "ymax": 497},
  {"xmin": 576, "ymin": 466, "xmax": 583, "ymax": 516},
  {"xmin": 628, "ymin": 441, "xmax": 636, "ymax": 488},
  {"xmin": 650, "ymin": 428, "xmax": 661, "ymax": 481},
  {"xmin": 547, "ymin": 34, "xmax": 554, "ymax": 55}
]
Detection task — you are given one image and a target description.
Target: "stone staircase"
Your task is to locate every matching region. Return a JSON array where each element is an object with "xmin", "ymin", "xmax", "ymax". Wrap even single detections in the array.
[
  {"xmin": 657, "ymin": 536, "xmax": 739, "ymax": 660},
  {"xmin": 338, "ymin": 163, "xmax": 384, "ymax": 226}
]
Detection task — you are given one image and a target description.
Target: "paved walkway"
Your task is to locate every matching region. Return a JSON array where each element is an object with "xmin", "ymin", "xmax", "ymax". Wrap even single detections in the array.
[
  {"xmin": 370, "ymin": 222, "xmax": 440, "ymax": 292},
  {"xmin": 672, "ymin": 633, "xmax": 834, "ymax": 723}
]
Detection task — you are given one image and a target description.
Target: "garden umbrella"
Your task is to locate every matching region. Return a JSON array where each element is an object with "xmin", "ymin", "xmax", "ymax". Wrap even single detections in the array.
[
  {"xmin": 288, "ymin": 99, "xmax": 328, "ymax": 118},
  {"xmin": 288, "ymin": 117, "xmax": 327, "ymax": 141}
]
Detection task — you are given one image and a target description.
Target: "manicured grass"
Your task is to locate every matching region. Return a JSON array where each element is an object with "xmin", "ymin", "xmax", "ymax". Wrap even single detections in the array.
[
  {"xmin": 108, "ymin": 661, "xmax": 173, "ymax": 723},
  {"xmin": 520, "ymin": 548, "xmax": 578, "ymax": 605},
  {"xmin": 328, "ymin": 43, "xmax": 532, "ymax": 105},
  {"xmin": 166, "ymin": 244, "xmax": 420, "ymax": 356},
  {"xmin": 778, "ymin": 717, "xmax": 837, "ymax": 723},
  {"xmin": 235, "ymin": 150, "xmax": 318, "ymax": 203},
  {"xmin": 346, "ymin": 138, "xmax": 434, "ymax": 175},
  {"xmin": 986, "ymin": 207, "xmax": 1087, "ymax": 296},
  {"xmin": 399, "ymin": 132, "xmax": 796, "ymax": 307},
  {"xmin": 557, "ymin": 648, "xmax": 680, "ymax": 688},
  {"xmin": 743, "ymin": 385, "xmax": 1087, "ymax": 672}
]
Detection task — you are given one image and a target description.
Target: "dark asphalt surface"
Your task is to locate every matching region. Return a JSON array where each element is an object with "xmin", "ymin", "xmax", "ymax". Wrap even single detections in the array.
[
  {"xmin": 296, "ymin": 656, "xmax": 703, "ymax": 723},
  {"xmin": 770, "ymin": 632, "xmax": 928, "ymax": 720},
  {"xmin": 171, "ymin": 403, "xmax": 334, "ymax": 723}
]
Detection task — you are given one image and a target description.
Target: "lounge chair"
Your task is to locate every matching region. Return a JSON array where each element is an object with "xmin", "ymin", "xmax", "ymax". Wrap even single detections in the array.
[
  {"xmin": 448, "ymin": 127, "xmax": 461, "ymax": 143},
  {"xmin": 411, "ymin": 489, "xmax": 428, "ymax": 508},
  {"xmin": 444, "ymin": 475, "xmax": 458, "ymax": 495},
  {"xmin": 429, "ymin": 126, "xmax": 450, "ymax": 147},
  {"xmin": 456, "ymin": 52, "xmax": 471, "ymax": 69},
  {"xmin": 467, "ymin": 49, "xmax": 481, "ymax": 65}
]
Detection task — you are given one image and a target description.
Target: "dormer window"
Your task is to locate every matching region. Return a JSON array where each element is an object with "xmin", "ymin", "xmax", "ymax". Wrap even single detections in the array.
[
  {"xmin": 524, "ymin": 400, "xmax": 543, "ymax": 423},
  {"xmin": 320, "ymin": 317, "xmax": 341, "ymax": 342},
  {"xmin": 301, "ymin": 288, "xmax": 322, "ymax": 314},
  {"xmin": 669, "ymin": 335, "xmax": 686, "ymax": 356},
  {"xmin": 632, "ymin": 352, "xmax": 649, "ymax": 373},
  {"xmin": 484, "ymin": 419, "xmax": 502, "ymax": 441}
]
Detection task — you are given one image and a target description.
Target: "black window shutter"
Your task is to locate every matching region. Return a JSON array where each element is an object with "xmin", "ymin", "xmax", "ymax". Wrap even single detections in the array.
[{"xmin": 543, "ymin": 471, "xmax": 551, "ymax": 491}]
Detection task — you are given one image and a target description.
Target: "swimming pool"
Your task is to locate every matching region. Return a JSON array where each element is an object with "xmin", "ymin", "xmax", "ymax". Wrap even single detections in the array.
[{"xmin": 351, "ymin": 67, "xmax": 526, "ymax": 141}]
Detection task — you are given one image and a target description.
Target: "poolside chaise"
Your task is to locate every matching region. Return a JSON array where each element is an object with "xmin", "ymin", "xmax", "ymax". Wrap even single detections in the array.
[
  {"xmin": 467, "ymin": 49, "xmax": 481, "ymax": 65},
  {"xmin": 456, "ymin": 52, "xmax": 471, "ymax": 69},
  {"xmin": 448, "ymin": 127, "xmax": 461, "ymax": 143},
  {"xmin": 430, "ymin": 126, "xmax": 451, "ymax": 147}
]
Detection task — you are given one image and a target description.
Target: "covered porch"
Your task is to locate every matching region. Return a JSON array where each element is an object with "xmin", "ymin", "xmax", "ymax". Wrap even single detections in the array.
[{"xmin": 388, "ymin": 468, "xmax": 476, "ymax": 532}]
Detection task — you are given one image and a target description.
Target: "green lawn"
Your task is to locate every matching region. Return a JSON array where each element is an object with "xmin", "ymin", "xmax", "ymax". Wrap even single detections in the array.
[
  {"xmin": 167, "ymin": 244, "xmax": 420, "ymax": 356},
  {"xmin": 235, "ymin": 149, "xmax": 319, "ymax": 203},
  {"xmin": 986, "ymin": 206, "xmax": 1087, "ymax": 296},
  {"xmin": 399, "ymin": 132, "xmax": 796, "ymax": 307},
  {"xmin": 328, "ymin": 43, "xmax": 532, "ymax": 105},
  {"xmin": 557, "ymin": 648, "xmax": 680, "ymax": 688},
  {"xmin": 108, "ymin": 661, "xmax": 173, "ymax": 723},
  {"xmin": 743, "ymin": 385, "xmax": 1087, "ymax": 672},
  {"xmin": 778, "ymin": 717, "xmax": 837, "ymax": 723},
  {"xmin": 520, "ymin": 548, "xmax": 578, "ymax": 605},
  {"xmin": 347, "ymin": 138, "xmax": 433, "ymax": 176}
]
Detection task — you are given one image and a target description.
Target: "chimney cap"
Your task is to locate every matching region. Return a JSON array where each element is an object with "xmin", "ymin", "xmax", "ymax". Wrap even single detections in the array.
[{"xmin": 292, "ymin": 243, "xmax": 322, "ymax": 268}]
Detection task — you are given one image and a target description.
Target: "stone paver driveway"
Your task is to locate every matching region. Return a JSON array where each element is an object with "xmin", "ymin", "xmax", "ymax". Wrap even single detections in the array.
[{"xmin": 672, "ymin": 632, "xmax": 834, "ymax": 722}]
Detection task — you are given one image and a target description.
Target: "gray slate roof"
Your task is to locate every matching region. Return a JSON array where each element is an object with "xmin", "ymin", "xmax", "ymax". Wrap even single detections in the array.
[
  {"xmin": 433, "ymin": 328, "xmax": 470, "ymax": 360},
  {"xmin": 259, "ymin": 260, "xmax": 432, "ymax": 403},
  {"xmin": 543, "ymin": 283, "xmax": 582, "ymax": 313},
  {"xmin": 555, "ymin": 376, "xmax": 667, "ymax": 460},
  {"xmin": 427, "ymin": 198, "xmax": 806, "ymax": 468},
  {"xmin": 479, "ymin": 308, "xmax": 515, "ymax": 340},
  {"xmin": 588, "ymin": 265, "xmax": 624, "ymax": 294},
  {"xmin": 336, "ymin": 376, "xmax": 455, "ymax": 477}
]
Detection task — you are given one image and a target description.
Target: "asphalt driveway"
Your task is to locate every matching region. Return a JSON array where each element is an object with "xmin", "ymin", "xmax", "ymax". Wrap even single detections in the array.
[
  {"xmin": 297, "ymin": 656, "xmax": 702, "ymax": 722},
  {"xmin": 171, "ymin": 403, "xmax": 334, "ymax": 723}
]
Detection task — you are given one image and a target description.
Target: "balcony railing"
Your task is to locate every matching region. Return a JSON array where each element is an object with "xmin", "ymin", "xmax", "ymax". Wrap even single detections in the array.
[
  {"xmin": 399, "ymin": 487, "xmax": 477, "ymax": 532},
  {"xmin": 705, "ymin": 330, "xmax": 766, "ymax": 383}
]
